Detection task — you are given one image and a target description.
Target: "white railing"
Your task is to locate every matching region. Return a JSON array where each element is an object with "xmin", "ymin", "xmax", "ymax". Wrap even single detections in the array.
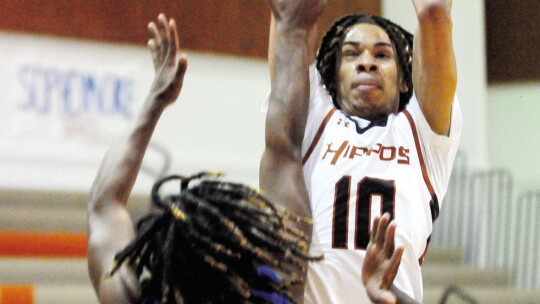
[
  {"xmin": 432, "ymin": 152, "xmax": 540, "ymax": 289},
  {"xmin": 513, "ymin": 191, "xmax": 540, "ymax": 289},
  {"xmin": 468, "ymin": 170, "xmax": 514, "ymax": 270},
  {"xmin": 433, "ymin": 152, "xmax": 468, "ymax": 248}
]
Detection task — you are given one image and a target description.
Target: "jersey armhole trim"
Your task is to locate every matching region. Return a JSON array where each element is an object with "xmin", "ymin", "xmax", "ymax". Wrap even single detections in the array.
[
  {"xmin": 403, "ymin": 109, "xmax": 439, "ymax": 222},
  {"xmin": 418, "ymin": 235, "xmax": 431, "ymax": 266},
  {"xmin": 302, "ymin": 107, "xmax": 337, "ymax": 165}
]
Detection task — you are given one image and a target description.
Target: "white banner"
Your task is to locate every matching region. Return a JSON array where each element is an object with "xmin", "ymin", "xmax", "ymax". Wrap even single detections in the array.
[
  {"xmin": 0, "ymin": 32, "xmax": 153, "ymax": 190},
  {"xmin": 0, "ymin": 32, "xmax": 270, "ymax": 192}
]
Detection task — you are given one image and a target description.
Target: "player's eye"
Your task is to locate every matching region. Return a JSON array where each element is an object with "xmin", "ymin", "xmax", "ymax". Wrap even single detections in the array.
[
  {"xmin": 375, "ymin": 52, "xmax": 391, "ymax": 59},
  {"xmin": 342, "ymin": 49, "xmax": 359, "ymax": 57}
]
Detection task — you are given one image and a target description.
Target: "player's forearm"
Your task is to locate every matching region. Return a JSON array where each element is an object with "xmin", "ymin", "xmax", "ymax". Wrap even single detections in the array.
[
  {"xmin": 89, "ymin": 95, "xmax": 166, "ymax": 211},
  {"xmin": 262, "ymin": 24, "xmax": 313, "ymax": 295},
  {"xmin": 412, "ymin": 0, "xmax": 454, "ymax": 84},
  {"xmin": 268, "ymin": 14, "xmax": 317, "ymax": 83},
  {"xmin": 263, "ymin": 17, "xmax": 313, "ymax": 247},
  {"xmin": 266, "ymin": 24, "xmax": 310, "ymax": 156},
  {"xmin": 411, "ymin": 0, "xmax": 456, "ymax": 135},
  {"xmin": 413, "ymin": 0, "xmax": 454, "ymax": 70}
]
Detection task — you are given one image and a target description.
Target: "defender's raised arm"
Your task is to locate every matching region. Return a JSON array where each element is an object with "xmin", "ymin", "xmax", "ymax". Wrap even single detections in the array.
[{"xmin": 87, "ymin": 14, "xmax": 187, "ymax": 304}]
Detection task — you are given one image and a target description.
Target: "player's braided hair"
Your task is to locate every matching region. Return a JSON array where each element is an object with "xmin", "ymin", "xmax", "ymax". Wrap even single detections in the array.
[
  {"xmin": 109, "ymin": 172, "xmax": 315, "ymax": 304},
  {"xmin": 316, "ymin": 14, "xmax": 414, "ymax": 112}
]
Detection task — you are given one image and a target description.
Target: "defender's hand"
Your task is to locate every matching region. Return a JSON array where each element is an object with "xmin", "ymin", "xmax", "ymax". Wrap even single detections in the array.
[
  {"xmin": 147, "ymin": 13, "xmax": 188, "ymax": 107},
  {"xmin": 362, "ymin": 213, "xmax": 404, "ymax": 304}
]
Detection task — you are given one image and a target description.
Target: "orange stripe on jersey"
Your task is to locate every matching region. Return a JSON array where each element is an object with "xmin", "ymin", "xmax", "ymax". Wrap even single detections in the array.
[
  {"xmin": 0, "ymin": 284, "xmax": 34, "ymax": 304},
  {"xmin": 402, "ymin": 110, "xmax": 436, "ymax": 197},
  {"xmin": 303, "ymin": 107, "xmax": 337, "ymax": 165},
  {"xmin": 0, "ymin": 231, "xmax": 88, "ymax": 258}
]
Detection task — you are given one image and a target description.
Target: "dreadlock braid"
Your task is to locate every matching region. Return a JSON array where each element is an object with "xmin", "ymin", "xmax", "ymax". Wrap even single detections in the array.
[
  {"xmin": 110, "ymin": 172, "xmax": 316, "ymax": 304},
  {"xmin": 316, "ymin": 14, "xmax": 414, "ymax": 112}
]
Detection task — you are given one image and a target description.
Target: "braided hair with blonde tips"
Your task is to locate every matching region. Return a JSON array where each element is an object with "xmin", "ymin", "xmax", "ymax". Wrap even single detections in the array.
[
  {"xmin": 109, "ymin": 172, "xmax": 317, "ymax": 304},
  {"xmin": 316, "ymin": 14, "xmax": 414, "ymax": 112}
]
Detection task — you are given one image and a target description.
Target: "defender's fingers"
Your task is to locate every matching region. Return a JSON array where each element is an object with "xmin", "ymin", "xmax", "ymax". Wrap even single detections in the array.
[
  {"xmin": 370, "ymin": 215, "xmax": 381, "ymax": 242},
  {"xmin": 147, "ymin": 39, "xmax": 160, "ymax": 69},
  {"xmin": 376, "ymin": 213, "xmax": 391, "ymax": 248},
  {"xmin": 383, "ymin": 246, "xmax": 404, "ymax": 288},
  {"xmin": 168, "ymin": 19, "xmax": 179, "ymax": 62},
  {"xmin": 147, "ymin": 38, "xmax": 156, "ymax": 57},
  {"xmin": 157, "ymin": 13, "xmax": 170, "ymax": 42},
  {"xmin": 175, "ymin": 53, "xmax": 188, "ymax": 80},
  {"xmin": 147, "ymin": 38, "xmax": 156, "ymax": 51},
  {"xmin": 148, "ymin": 20, "xmax": 164, "ymax": 61},
  {"xmin": 148, "ymin": 21, "xmax": 160, "ymax": 43},
  {"xmin": 170, "ymin": 19, "xmax": 180, "ymax": 51},
  {"xmin": 383, "ymin": 220, "xmax": 397, "ymax": 257}
]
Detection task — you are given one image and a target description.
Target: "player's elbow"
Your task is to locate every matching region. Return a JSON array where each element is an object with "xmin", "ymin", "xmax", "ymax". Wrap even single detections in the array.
[
  {"xmin": 265, "ymin": 141, "xmax": 303, "ymax": 164},
  {"xmin": 265, "ymin": 128, "xmax": 304, "ymax": 162}
]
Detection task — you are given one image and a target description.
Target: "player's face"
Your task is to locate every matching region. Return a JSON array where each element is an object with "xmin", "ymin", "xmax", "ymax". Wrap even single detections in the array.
[{"xmin": 336, "ymin": 23, "xmax": 407, "ymax": 120}]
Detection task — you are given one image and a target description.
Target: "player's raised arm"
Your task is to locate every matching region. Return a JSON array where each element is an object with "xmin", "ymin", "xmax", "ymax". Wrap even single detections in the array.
[
  {"xmin": 87, "ymin": 13, "xmax": 187, "ymax": 304},
  {"xmin": 260, "ymin": 0, "xmax": 325, "ymax": 300},
  {"xmin": 268, "ymin": 13, "xmax": 318, "ymax": 81},
  {"xmin": 411, "ymin": 0, "xmax": 456, "ymax": 135}
]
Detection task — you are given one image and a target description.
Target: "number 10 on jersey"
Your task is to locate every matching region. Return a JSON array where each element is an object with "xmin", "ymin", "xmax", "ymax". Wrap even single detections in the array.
[{"xmin": 332, "ymin": 176, "xmax": 396, "ymax": 249}]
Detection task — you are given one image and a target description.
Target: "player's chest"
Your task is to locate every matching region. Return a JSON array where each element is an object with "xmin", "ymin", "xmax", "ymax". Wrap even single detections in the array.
[{"xmin": 309, "ymin": 115, "xmax": 418, "ymax": 172}]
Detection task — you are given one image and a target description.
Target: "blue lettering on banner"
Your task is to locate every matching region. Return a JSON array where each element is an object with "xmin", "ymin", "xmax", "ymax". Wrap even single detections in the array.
[{"xmin": 17, "ymin": 65, "xmax": 134, "ymax": 119}]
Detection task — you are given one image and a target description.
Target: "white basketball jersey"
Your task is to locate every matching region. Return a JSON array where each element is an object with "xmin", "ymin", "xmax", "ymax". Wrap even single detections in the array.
[{"xmin": 302, "ymin": 65, "xmax": 462, "ymax": 303}]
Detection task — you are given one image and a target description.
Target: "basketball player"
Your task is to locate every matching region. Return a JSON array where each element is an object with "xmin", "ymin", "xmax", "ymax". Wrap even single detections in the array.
[
  {"xmin": 87, "ymin": 0, "xmax": 327, "ymax": 301},
  {"xmin": 267, "ymin": 1, "xmax": 462, "ymax": 303}
]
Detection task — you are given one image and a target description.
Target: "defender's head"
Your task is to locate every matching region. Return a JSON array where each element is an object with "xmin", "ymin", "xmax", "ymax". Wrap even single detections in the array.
[{"xmin": 110, "ymin": 173, "xmax": 313, "ymax": 304}]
